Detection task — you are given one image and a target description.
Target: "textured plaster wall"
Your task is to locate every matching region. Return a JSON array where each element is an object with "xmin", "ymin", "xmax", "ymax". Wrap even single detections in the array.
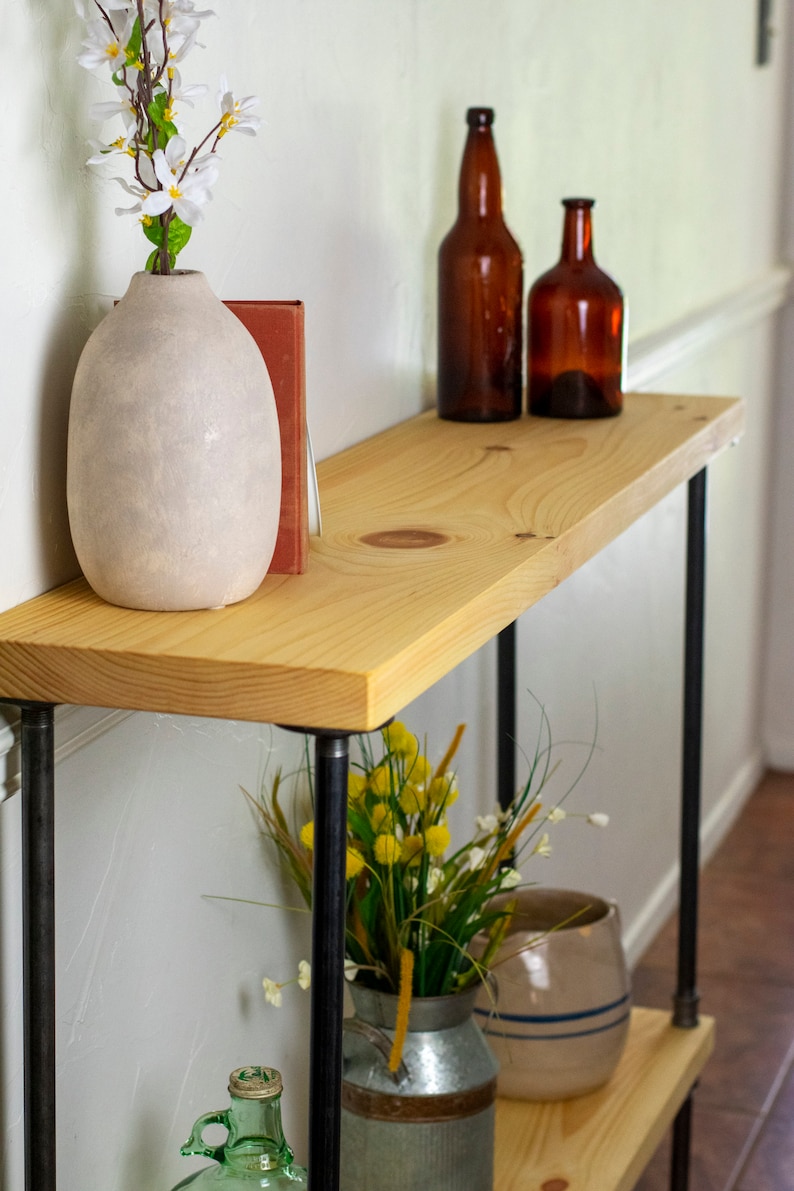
[{"xmin": 0, "ymin": 2, "xmax": 790, "ymax": 1188}]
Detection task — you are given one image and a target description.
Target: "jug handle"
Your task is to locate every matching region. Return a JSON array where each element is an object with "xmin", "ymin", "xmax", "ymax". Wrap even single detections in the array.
[
  {"xmin": 180, "ymin": 1109, "xmax": 230, "ymax": 1164},
  {"xmin": 343, "ymin": 1016, "xmax": 409, "ymax": 1086}
]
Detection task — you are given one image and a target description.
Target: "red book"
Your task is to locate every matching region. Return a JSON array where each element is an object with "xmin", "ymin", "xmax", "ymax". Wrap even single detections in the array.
[{"xmin": 226, "ymin": 300, "xmax": 308, "ymax": 574}]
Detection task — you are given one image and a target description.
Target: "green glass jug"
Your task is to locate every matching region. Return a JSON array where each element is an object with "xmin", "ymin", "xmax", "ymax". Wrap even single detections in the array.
[{"xmin": 171, "ymin": 1066, "xmax": 308, "ymax": 1189}]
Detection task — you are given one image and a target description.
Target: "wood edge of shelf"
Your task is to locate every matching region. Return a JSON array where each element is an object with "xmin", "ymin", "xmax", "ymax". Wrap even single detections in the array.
[{"xmin": 493, "ymin": 1007, "xmax": 715, "ymax": 1191}]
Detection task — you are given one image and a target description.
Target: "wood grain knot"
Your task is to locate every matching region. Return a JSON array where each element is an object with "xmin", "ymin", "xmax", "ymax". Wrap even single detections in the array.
[
  {"xmin": 541, "ymin": 1180, "xmax": 570, "ymax": 1191},
  {"xmin": 693, "ymin": 415, "xmax": 710, "ymax": 422},
  {"xmin": 484, "ymin": 444, "xmax": 512, "ymax": 452},
  {"xmin": 515, "ymin": 532, "xmax": 555, "ymax": 541},
  {"xmin": 359, "ymin": 529, "xmax": 450, "ymax": 550}
]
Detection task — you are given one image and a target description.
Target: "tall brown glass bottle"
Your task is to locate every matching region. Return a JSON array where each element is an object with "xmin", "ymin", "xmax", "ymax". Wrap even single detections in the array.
[
  {"xmin": 437, "ymin": 108, "xmax": 523, "ymax": 421},
  {"xmin": 528, "ymin": 198, "xmax": 625, "ymax": 418}
]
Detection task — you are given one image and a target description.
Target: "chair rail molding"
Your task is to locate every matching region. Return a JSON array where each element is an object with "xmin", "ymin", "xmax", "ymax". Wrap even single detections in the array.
[
  {"xmin": 626, "ymin": 264, "xmax": 793, "ymax": 390},
  {"xmin": 0, "ymin": 706, "xmax": 133, "ymax": 802}
]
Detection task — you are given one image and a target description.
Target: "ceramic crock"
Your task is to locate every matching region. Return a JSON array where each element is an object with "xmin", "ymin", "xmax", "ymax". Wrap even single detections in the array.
[
  {"xmin": 67, "ymin": 270, "xmax": 281, "ymax": 611},
  {"xmin": 473, "ymin": 887, "xmax": 631, "ymax": 1100},
  {"xmin": 341, "ymin": 982, "xmax": 498, "ymax": 1191}
]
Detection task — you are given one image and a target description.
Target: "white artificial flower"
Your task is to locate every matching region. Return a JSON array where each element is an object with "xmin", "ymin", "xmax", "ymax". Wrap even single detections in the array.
[
  {"xmin": 168, "ymin": 68, "xmax": 208, "ymax": 109},
  {"xmin": 89, "ymin": 98, "xmax": 138, "ymax": 131},
  {"xmin": 499, "ymin": 868, "xmax": 521, "ymax": 890},
  {"xmin": 141, "ymin": 136, "xmax": 217, "ymax": 225},
  {"xmin": 217, "ymin": 77, "xmax": 261, "ymax": 137},
  {"xmin": 262, "ymin": 978, "xmax": 283, "ymax": 1008},
  {"xmin": 77, "ymin": 16, "xmax": 133, "ymax": 72},
  {"xmin": 475, "ymin": 813, "xmax": 499, "ymax": 834},
  {"xmin": 588, "ymin": 813, "xmax": 610, "ymax": 828},
  {"xmin": 533, "ymin": 833, "xmax": 552, "ymax": 858},
  {"xmin": 112, "ymin": 175, "xmax": 148, "ymax": 216},
  {"xmin": 467, "ymin": 846, "xmax": 486, "ymax": 871},
  {"xmin": 298, "ymin": 960, "xmax": 311, "ymax": 990},
  {"xmin": 86, "ymin": 134, "xmax": 136, "ymax": 165},
  {"xmin": 547, "ymin": 807, "xmax": 567, "ymax": 824}
]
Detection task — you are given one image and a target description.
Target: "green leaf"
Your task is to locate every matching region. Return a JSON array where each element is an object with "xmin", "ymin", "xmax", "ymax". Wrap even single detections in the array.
[
  {"xmin": 147, "ymin": 92, "xmax": 178, "ymax": 142},
  {"xmin": 126, "ymin": 16, "xmax": 142, "ymax": 64},
  {"xmin": 166, "ymin": 216, "xmax": 192, "ymax": 260},
  {"xmin": 142, "ymin": 220, "xmax": 164, "ymax": 248},
  {"xmin": 145, "ymin": 248, "xmax": 159, "ymax": 272}
]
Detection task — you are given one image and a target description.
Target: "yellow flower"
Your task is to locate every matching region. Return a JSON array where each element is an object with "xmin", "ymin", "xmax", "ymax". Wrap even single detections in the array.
[
  {"xmin": 348, "ymin": 772, "xmax": 368, "ymax": 804},
  {"xmin": 401, "ymin": 834, "xmax": 424, "ymax": 866},
  {"xmin": 428, "ymin": 773, "xmax": 459, "ymax": 808},
  {"xmin": 369, "ymin": 764, "xmax": 394, "ymax": 799},
  {"xmin": 407, "ymin": 755, "xmax": 433, "ymax": 786},
  {"xmin": 399, "ymin": 782, "xmax": 426, "ymax": 815},
  {"xmin": 374, "ymin": 834, "xmax": 401, "ymax": 867},
  {"xmin": 346, "ymin": 848, "xmax": 365, "ymax": 880},
  {"xmin": 383, "ymin": 721, "xmax": 419, "ymax": 760},
  {"xmin": 370, "ymin": 803, "xmax": 391, "ymax": 832},
  {"xmin": 299, "ymin": 820, "xmax": 314, "ymax": 850},
  {"xmin": 424, "ymin": 824, "xmax": 451, "ymax": 857}
]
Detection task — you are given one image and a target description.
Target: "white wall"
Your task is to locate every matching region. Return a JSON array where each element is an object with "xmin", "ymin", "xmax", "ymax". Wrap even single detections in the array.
[{"xmin": 1, "ymin": 2, "xmax": 790, "ymax": 1188}]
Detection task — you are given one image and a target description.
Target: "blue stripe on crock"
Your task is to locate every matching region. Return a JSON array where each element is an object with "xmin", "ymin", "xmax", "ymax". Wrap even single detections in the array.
[
  {"xmin": 479, "ymin": 1009, "xmax": 631, "ymax": 1042},
  {"xmin": 473, "ymin": 991, "xmax": 630, "ymax": 1025}
]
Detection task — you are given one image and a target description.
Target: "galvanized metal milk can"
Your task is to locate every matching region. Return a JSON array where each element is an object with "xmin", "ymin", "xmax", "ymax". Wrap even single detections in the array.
[{"xmin": 341, "ymin": 983, "xmax": 498, "ymax": 1191}]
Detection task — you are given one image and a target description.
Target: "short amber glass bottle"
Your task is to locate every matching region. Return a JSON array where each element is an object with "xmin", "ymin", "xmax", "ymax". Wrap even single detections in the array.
[
  {"xmin": 437, "ymin": 107, "xmax": 523, "ymax": 422},
  {"xmin": 527, "ymin": 198, "xmax": 624, "ymax": 419}
]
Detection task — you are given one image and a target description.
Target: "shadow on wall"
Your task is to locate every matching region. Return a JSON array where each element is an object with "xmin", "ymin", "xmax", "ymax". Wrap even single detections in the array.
[{"xmin": 29, "ymin": 0, "xmax": 107, "ymax": 593}]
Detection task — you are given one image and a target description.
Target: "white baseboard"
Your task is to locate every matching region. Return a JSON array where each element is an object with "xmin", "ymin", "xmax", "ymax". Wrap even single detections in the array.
[
  {"xmin": 762, "ymin": 732, "xmax": 794, "ymax": 772},
  {"xmin": 624, "ymin": 749, "xmax": 766, "ymax": 968}
]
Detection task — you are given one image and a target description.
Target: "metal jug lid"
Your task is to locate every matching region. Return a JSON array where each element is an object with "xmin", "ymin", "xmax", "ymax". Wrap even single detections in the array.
[{"xmin": 228, "ymin": 1066, "xmax": 283, "ymax": 1099}]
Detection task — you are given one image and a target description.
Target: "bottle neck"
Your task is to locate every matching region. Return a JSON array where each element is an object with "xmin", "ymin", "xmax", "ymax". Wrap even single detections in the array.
[
  {"xmin": 560, "ymin": 200, "xmax": 595, "ymax": 264},
  {"xmin": 225, "ymin": 1094, "xmax": 294, "ymax": 1171},
  {"xmin": 458, "ymin": 125, "xmax": 503, "ymax": 220}
]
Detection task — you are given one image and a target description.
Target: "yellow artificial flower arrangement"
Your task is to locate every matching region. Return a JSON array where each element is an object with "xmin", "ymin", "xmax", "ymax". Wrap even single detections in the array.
[{"xmin": 252, "ymin": 708, "xmax": 600, "ymax": 1002}]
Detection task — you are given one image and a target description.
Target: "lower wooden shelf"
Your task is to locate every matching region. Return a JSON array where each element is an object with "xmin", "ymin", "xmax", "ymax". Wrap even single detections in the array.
[{"xmin": 494, "ymin": 1006, "xmax": 715, "ymax": 1191}]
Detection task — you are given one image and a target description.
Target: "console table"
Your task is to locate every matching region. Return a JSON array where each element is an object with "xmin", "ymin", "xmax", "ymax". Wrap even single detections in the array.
[{"xmin": 0, "ymin": 391, "xmax": 743, "ymax": 1191}]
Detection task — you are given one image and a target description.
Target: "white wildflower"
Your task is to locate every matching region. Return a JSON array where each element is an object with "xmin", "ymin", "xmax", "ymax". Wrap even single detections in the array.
[
  {"xmin": 588, "ymin": 813, "xmax": 610, "ymax": 828},
  {"xmin": 426, "ymin": 866, "xmax": 444, "ymax": 894},
  {"xmin": 298, "ymin": 960, "xmax": 311, "ymax": 990},
  {"xmin": 475, "ymin": 813, "xmax": 499, "ymax": 834},
  {"xmin": 533, "ymin": 833, "xmax": 552, "ymax": 858},
  {"xmin": 467, "ymin": 846, "xmax": 486, "ymax": 871},
  {"xmin": 499, "ymin": 868, "xmax": 521, "ymax": 890},
  {"xmin": 344, "ymin": 959, "xmax": 359, "ymax": 982},
  {"xmin": 547, "ymin": 807, "xmax": 567, "ymax": 824},
  {"xmin": 262, "ymin": 977, "xmax": 283, "ymax": 1008}
]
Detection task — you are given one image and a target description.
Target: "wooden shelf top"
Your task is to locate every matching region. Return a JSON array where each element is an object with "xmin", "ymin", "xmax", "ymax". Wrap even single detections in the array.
[
  {"xmin": 0, "ymin": 393, "xmax": 742, "ymax": 729},
  {"xmin": 495, "ymin": 1007, "xmax": 715, "ymax": 1191}
]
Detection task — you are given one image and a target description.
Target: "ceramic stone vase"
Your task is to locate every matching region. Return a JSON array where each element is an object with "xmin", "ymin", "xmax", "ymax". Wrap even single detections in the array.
[
  {"xmin": 341, "ymin": 983, "xmax": 498, "ymax": 1191},
  {"xmin": 473, "ymin": 888, "xmax": 631, "ymax": 1101},
  {"xmin": 67, "ymin": 270, "xmax": 282, "ymax": 611}
]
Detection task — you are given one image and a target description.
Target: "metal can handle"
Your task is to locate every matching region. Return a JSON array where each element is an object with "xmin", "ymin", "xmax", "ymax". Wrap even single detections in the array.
[{"xmin": 343, "ymin": 1016, "xmax": 409, "ymax": 1086}]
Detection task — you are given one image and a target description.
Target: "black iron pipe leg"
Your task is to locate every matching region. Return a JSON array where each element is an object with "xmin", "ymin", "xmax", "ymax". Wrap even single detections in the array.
[
  {"xmin": 674, "ymin": 468, "xmax": 706, "ymax": 1031},
  {"xmin": 497, "ymin": 622, "xmax": 517, "ymax": 813},
  {"xmin": 670, "ymin": 1095, "xmax": 693, "ymax": 1191},
  {"xmin": 20, "ymin": 702, "xmax": 57, "ymax": 1191},
  {"xmin": 670, "ymin": 469, "xmax": 707, "ymax": 1191},
  {"xmin": 308, "ymin": 732, "xmax": 350, "ymax": 1191}
]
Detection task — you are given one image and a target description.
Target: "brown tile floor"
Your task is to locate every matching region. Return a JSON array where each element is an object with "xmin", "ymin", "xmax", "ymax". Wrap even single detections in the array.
[{"xmin": 631, "ymin": 770, "xmax": 794, "ymax": 1191}]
